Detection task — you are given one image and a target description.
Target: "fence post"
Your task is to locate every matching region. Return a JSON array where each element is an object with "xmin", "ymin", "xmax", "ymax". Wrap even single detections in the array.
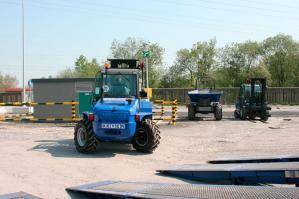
[
  {"xmin": 171, "ymin": 99, "xmax": 177, "ymax": 126},
  {"xmin": 71, "ymin": 100, "xmax": 76, "ymax": 122}
]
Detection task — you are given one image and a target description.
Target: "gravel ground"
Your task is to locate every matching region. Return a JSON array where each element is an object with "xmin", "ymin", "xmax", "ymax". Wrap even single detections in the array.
[{"xmin": 0, "ymin": 105, "xmax": 298, "ymax": 198}]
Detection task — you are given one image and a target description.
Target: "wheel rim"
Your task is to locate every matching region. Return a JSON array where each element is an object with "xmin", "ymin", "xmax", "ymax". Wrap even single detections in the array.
[
  {"xmin": 77, "ymin": 127, "xmax": 87, "ymax": 147},
  {"xmin": 135, "ymin": 128, "xmax": 149, "ymax": 147}
]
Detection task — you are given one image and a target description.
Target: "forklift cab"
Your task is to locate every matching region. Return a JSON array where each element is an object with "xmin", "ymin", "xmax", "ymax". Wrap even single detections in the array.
[
  {"xmin": 92, "ymin": 59, "xmax": 147, "ymax": 103},
  {"xmin": 235, "ymin": 78, "xmax": 271, "ymax": 121}
]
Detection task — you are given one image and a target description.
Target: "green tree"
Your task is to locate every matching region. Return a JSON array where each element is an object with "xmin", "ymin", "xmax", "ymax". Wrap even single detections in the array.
[
  {"xmin": 58, "ymin": 55, "xmax": 100, "ymax": 78},
  {"xmin": 0, "ymin": 73, "xmax": 18, "ymax": 89},
  {"xmin": 216, "ymin": 41, "xmax": 269, "ymax": 87},
  {"xmin": 168, "ymin": 39, "xmax": 217, "ymax": 88},
  {"xmin": 110, "ymin": 37, "xmax": 165, "ymax": 87},
  {"xmin": 191, "ymin": 38, "xmax": 217, "ymax": 80},
  {"xmin": 261, "ymin": 34, "xmax": 299, "ymax": 87},
  {"xmin": 172, "ymin": 48, "xmax": 195, "ymax": 87}
]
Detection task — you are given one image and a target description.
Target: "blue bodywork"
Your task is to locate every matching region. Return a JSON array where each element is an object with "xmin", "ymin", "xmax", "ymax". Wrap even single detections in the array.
[
  {"xmin": 84, "ymin": 98, "xmax": 152, "ymax": 142},
  {"xmin": 188, "ymin": 89, "xmax": 222, "ymax": 104}
]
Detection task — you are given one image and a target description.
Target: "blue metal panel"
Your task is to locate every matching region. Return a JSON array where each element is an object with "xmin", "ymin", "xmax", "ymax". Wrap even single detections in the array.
[
  {"xmin": 208, "ymin": 155, "xmax": 299, "ymax": 164},
  {"xmin": 158, "ymin": 162, "xmax": 299, "ymax": 185}
]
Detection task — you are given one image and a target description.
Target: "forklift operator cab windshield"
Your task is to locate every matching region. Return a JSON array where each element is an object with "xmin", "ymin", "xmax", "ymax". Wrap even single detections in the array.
[{"xmin": 103, "ymin": 74, "xmax": 137, "ymax": 98}]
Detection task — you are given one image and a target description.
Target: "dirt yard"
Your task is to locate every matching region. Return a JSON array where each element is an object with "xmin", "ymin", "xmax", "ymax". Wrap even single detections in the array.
[{"xmin": 0, "ymin": 106, "xmax": 298, "ymax": 198}]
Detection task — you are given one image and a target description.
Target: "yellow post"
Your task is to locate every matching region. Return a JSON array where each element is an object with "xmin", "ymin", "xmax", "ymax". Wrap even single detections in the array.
[
  {"xmin": 71, "ymin": 100, "xmax": 76, "ymax": 122},
  {"xmin": 171, "ymin": 99, "xmax": 177, "ymax": 126},
  {"xmin": 161, "ymin": 100, "xmax": 165, "ymax": 117}
]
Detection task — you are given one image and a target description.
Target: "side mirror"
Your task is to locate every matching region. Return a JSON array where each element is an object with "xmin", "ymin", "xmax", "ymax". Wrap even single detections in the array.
[{"xmin": 139, "ymin": 90, "xmax": 147, "ymax": 98}]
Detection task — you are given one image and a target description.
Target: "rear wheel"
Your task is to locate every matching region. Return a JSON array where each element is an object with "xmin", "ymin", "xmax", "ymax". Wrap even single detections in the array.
[
  {"xmin": 132, "ymin": 119, "xmax": 161, "ymax": 153},
  {"xmin": 74, "ymin": 120, "xmax": 98, "ymax": 153},
  {"xmin": 188, "ymin": 104, "xmax": 196, "ymax": 120},
  {"xmin": 249, "ymin": 112, "xmax": 255, "ymax": 120},
  {"xmin": 261, "ymin": 111, "xmax": 269, "ymax": 121},
  {"xmin": 240, "ymin": 107, "xmax": 247, "ymax": 120},
  {"xmin": 214, "ymin": 104, "xmax": 222, "ymax": 121}
]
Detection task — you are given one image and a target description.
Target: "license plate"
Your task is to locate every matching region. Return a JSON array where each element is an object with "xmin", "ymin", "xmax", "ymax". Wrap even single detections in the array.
[{"xmin": 101, "ymin": 123, "xmax": 126, "ymax": 129}]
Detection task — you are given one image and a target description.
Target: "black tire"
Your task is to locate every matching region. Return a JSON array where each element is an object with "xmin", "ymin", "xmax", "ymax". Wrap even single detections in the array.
[
  {"xmin": 188, "ymin": 104, "xmax": 196, "ymax": 120},
  {"xmin": 239, "ymin": 107, "xmax": 247, "ymax": 120},
  {"xmin": 261, "ymin": 111, "xmax": 269, "ymax": 121},
  {"xmin": 249, "ymin": 112, "xmax": 255, "ymax": 120},
  {"xmin": 214, "ymin": 105, "xmax": 222, "ymax": 121},
  {"xmin": 234, "ymin": 110, "xmax": 239, "ymax": 119},
  {"xmin": 74, "ymin": 120, "xmax": 98, "ymax": 153},
  {"xmin": 132, "ymin": 119, "xmax": 161, "ymax": 153}
]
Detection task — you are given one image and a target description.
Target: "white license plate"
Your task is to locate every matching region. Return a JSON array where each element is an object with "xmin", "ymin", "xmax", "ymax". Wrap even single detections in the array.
[{"xmin": 101, "ymin": 123, "xmax": 126, "ymax": 129}]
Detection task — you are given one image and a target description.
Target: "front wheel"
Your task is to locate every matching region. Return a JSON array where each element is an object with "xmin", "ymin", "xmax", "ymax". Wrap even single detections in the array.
[
  {"xmin": 234, "ymin": 110, "xmax": 239, "ymax": 119},
  {"xmin": 132, "ymin": 119, "xmax": 161, "ymax": 153},
  {"xmin": 74, "ymin": 120, "xmax": 98, "ymax": 153},
  {"xmin": 188, "ymin": 104, "xmax": 196, "ymax": 120},
  {"xmin": 214, "ymin": 105, "xmax": 222, "ymax": 121}
]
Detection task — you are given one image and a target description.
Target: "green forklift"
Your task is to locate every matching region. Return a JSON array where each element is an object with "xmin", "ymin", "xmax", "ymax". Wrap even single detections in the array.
[{"xmin": 234, "ymin": 78, "xmax": 271, "ymax": 121}]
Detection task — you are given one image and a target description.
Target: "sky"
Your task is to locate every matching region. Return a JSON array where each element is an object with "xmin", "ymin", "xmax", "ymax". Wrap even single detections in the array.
[{"xmin": 0, "ymin": 0, "xmax": 298, "ymax": 87}]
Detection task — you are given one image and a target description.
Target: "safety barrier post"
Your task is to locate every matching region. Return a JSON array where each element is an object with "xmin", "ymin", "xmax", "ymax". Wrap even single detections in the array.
[
  {"xmin": 71, "ymin": 100, "xmax": 76, "ymax": 123},
  {"xmin": 161, "ymin": 100, "xmax": 165, "ymax": 117},
  {"xmin": 171, "ymin": 99, "xmax": 177, "ymax": 126}
]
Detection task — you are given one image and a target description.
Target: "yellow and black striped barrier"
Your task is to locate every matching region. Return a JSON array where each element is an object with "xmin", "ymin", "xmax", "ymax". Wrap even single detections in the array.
[
  {"xmin": 0, "ymin": 101, "xmax": 79, "ymax": 123},
  {"xmin": 0, "ymin": 117, "xmax": 80, "ymax": 122},
  {"xmin": 0, "ymin": 101, "xmax": 79, "ymax": 106},
  {"xmin": 154, "ymin": 99, "xmax": 177, "ymax": 125}
]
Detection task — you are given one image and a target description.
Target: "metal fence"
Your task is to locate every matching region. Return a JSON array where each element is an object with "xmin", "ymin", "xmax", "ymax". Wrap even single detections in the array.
[{"xmin": 152, "ymin": 87, "xmax": 299, "ymax": 105}]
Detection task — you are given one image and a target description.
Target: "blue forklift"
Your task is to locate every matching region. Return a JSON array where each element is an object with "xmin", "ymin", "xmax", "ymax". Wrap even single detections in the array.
[
  {"xmin": 74, "ymin": 59, "xmax": 161, "ymax": 153},
  {"xmin": 234, "ymin": 78, "xmax": 271, "ymax": 121}
]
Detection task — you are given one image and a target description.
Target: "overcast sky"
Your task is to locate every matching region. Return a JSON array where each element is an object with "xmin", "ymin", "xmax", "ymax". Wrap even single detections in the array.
[{"xmin": 0, "ymin": 0, "xmax": 298, "ymax": 86}]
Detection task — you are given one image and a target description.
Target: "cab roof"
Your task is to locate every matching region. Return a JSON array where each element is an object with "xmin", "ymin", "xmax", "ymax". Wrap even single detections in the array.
[{"xmin": 108, "ymin": 59, "xmax": 139, "ymax": 69}]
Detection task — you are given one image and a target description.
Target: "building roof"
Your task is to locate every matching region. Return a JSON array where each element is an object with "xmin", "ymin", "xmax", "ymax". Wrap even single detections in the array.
[{"xmin": 0, "ymin": 87, "xmax": 32, "ymax": 93}]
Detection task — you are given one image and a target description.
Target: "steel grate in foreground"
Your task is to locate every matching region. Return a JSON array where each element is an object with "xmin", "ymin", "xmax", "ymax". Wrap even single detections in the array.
[
  {"xmin": 0, "ymin": 192, "xmax": 41, "ymax": 199},
  {"xmin": 66, "ymin": 180, "xmax": 299, "ymax": 199}
]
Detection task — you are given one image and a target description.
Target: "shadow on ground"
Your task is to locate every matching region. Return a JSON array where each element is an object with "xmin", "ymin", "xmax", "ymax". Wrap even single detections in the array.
[{"xmin": 30, "ymin": 139, "xmax": 147, "ymax": 158}]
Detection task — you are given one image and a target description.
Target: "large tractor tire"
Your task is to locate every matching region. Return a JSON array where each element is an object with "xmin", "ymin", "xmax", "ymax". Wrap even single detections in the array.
[
  {"xmin": 132, "ymin": 119, "xmax": 161, "ymax": 153},
  {"xmin": 74, "ymin": 120, "xmax": 98, "ymax": 153},
  {"xmin": 239, "ymin": 107, "xmax": 247, "ymax": 120},
  {"xmin": 188, "ymin": 104, "xmax": 196, "ymax": 120},
  {"xmin": 214, "ymin": 104, "xmax": 222, "ymax": 121}
]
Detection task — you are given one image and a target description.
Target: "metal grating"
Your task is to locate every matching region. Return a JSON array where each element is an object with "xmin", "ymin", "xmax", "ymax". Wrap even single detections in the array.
[
  {"xmin": 93, "ymin": 181, "xmax": 157, "ymax": 193},
  {"xmin": 66, "ymin": 181, "xmax": 299, "ymax": 199},
  {"xmin": 141, "ymin": 184, "xmax": 299, "ymax": 199}
]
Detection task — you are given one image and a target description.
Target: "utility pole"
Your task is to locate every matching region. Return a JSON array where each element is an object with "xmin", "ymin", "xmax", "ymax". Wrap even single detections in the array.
[
  {"xmin": 22, "ymin": 0, "xmax": 25, "ymax": 102},
  {"xmin": 142, "ymin": 42, "xmax": 150, "ymax": 98},
  {"xmin": 146, "ymin": 56, "xmax": 149, "ymax": 90}
]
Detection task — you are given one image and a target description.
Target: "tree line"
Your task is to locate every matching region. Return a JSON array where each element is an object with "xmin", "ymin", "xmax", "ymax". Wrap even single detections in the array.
[{"xmin": 59, "ymin": 34, "xmax": 299, "ymax": 88}]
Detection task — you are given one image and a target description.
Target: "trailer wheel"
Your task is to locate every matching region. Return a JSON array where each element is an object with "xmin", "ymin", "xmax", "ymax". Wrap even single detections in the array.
[
  {"xmin": 74, "ymin": 120, "xmax": 98, "ymax": 153},
  {"xmin": 132, "ymin": 119, "xmax": 161, "ymax": 153},
  {"xmin": 188, "ymin": 104, "xmax": 196, "ymax": 120},
  {"xmin": 214, "ymin": 105, "xmax": 222, "ymax": 120},
  {"xmin": 240, "ymin": 107, "xmax": 247, "ymax": 120}
]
